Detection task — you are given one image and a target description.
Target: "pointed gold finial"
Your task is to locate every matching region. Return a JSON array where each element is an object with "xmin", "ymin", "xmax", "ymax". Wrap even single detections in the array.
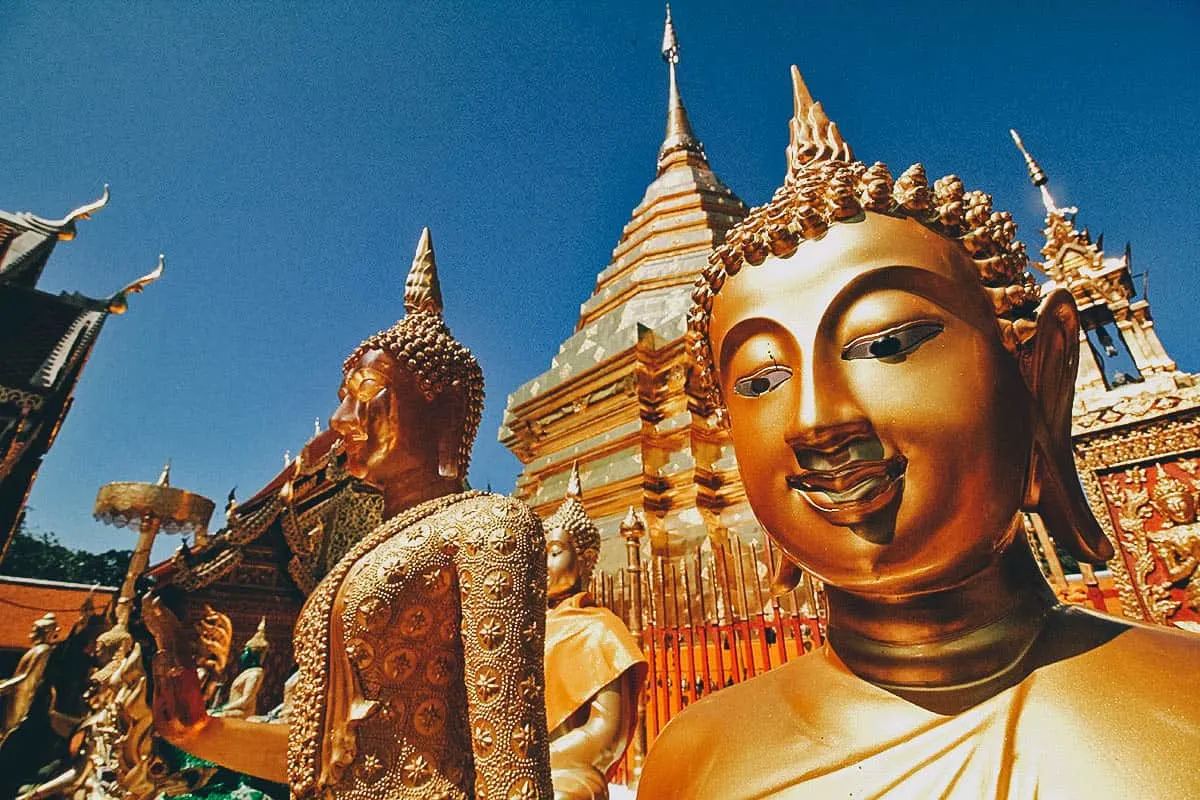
[
  {"xmin": 657, "ymin": 4, "xmax": 705, "ymax": 172},
  {"xmin": 156, "ymin": 460, "xmax": 171, "ymax": 487},
  {"xmin": 1009, "ymin": 129, "xmax": 1057, "ymax": 212},
  {"xmin": 785, "ymin": 65, "xmax": 853, "ymax": 184},
  {"xmin": 619, "ymin": 506, "xmax": 645, "ymax": 540},
  {"xmin": 566, "ymin": 460, "xmax": 583, "ymax": 500},
  {"xmin": 245, "ymin": 616, "xmax": 269, "ymax": 652},
  {"xmin": 403, "ymin": 227, "xmax": 444, "ymax": 316}
]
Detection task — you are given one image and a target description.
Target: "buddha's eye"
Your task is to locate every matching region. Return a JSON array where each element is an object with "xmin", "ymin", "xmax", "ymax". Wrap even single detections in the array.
[
  {"xmin": 841, "ymin": 320, "xmax": 944, "ymax": 361},
  {"xmin": 733, "ymin": 365, "xmax": 793, "ymax": 398}
]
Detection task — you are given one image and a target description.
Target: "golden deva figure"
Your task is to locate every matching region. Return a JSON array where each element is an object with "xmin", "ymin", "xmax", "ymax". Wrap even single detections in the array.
[
  {"xmin": 637, "ymin": 67, "xmax": 1200, "ymax": 799},
  {"xmin": 146, "ymin": 228, "xmax": 553, "ymax": 800},
  {"xmin": 543, "ymin": 464, "xmax": 646, "ymax": 800},
  {"xmin": 0, "ymin": 613, "xmax": 59, "ymax": 743}
]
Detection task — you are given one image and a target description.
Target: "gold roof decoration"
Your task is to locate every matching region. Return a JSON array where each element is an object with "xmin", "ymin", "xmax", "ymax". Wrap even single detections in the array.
[
  {"xmin": 345, "ymin": 227, "xmax": 485, "ymax": 477},
  {"xmin": 687, "ymin": 66, "xmax": 1039, "ymax": 411},
  {"xmin": 546, "ymin": 462, "xmax": 602, "ymax": 588},
  {"xmin": 1152, "ymin": 465, "xmax": 1193, "ymax": 504}
]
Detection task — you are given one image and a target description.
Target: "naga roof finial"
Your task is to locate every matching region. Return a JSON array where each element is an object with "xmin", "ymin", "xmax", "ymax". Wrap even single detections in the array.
[
  {"xmin": 403, "ymin": 227, "xmax": 444, "ymax": 316},
  {"xmin": 1009, "ymin": 129, "xmax": 1058, "ymax": 213},
  {"xmin": 785, "ymin": 65, "xmax": 853, "ymax": 184},
  {"xmin": 21, "ymin": 184, "xmax": 111, "ymax": 238},
  {"xmin": 657, "ymin": 4, "xmax": 705, "ymax": 172},
  {"xmin": 156, "ymin": 460, "xmax": 171, "ymax": 487}
]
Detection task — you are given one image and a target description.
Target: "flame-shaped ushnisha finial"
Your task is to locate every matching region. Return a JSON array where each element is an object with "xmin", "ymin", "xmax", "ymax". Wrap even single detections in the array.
[
  {"xmin": 403, "ymin": 226, "xmax": 444, "ymax": 316},
  {"xmin": 245, "ymin": 616, "xmax": 270, "ymax": 652},
  {"xmin": 566, "ymin": 460, "xmax": 583, "ymax": 500},
  {"xmin": 785, "ymin": 65, "xmax": 853, "ymax": 184}
]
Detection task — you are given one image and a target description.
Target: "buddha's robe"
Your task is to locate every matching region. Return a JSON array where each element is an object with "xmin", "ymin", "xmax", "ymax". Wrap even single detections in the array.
[
  {"xmin": 545, "ymin": 593, "xmax": 647, "ymax": 798},
  {"xmin": 289, "ymin": 490, "xmax": 553, "ymax": 800},
  {"xmin": 638, "ymin": 606, "xmax": 1200, "ymax": 799}
]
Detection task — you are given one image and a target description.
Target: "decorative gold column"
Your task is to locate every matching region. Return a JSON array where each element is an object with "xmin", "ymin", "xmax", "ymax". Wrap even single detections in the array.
[{"xmin": 620, "ymin": 506, "xmax": 648, "ymax": 779}]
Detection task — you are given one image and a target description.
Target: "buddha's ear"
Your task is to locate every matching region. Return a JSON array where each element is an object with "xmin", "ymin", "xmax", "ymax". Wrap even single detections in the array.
[
  {"xmin": 435, "ymin": 391, "xmax": 467, "ymax": 480},
  {"xmin": 1021, "ymin": 289, "xmax": 1114, "ymax": 563}
]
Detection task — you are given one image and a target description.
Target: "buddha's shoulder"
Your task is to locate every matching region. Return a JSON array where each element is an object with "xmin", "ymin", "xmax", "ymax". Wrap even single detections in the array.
[
  {"xmin": 427, "ymin": 491, "xmax": 540, "ymax": 529},
  {"xmin": 650, "ymin": 651, "xmax": 832, "ymax": 745},
  {"xmin": 1036, "ymin": 606, "xmax": 1200, "ymax": 705}
]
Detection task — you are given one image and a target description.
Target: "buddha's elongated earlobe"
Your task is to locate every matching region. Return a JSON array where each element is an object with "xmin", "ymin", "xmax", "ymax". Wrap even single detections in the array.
[{"xmin": 1020, "ymin": 289, "xmax": 1114, "ymax": 563}]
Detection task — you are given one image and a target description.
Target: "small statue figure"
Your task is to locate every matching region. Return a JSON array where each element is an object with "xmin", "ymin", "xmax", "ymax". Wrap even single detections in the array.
[
  {"xmin": 212, "ymin": 618, "xmax": 270, "ymax": 718},
  {"xmin": 542, "ymin": 465, "xmax": 646, "ymax": 800},
  {"xmin": 637, "ymin": 67, "xmax": 1200, "ymax": 798},
  {"xmin": 195, "ymin": 606, "xmax": 233, "ymax": 708},
  {"xmin": 0, "ymin": 614, "xmax": 59, "ymax": 743},
  {"xmin": 145, "ymin": 228, "xmax": 552, "ymax": 799}
]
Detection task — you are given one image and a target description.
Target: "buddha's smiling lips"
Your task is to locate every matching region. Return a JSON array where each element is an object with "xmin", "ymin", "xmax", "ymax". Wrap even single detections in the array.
[{"xmin": 787, "ymin": 454, "xmax": 907, "ymax": 521}]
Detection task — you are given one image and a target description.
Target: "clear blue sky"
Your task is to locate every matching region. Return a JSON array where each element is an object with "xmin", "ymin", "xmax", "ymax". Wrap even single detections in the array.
[{"xmin": 5, "ymin": 1, "xmax": 1198, "ymax": 560}]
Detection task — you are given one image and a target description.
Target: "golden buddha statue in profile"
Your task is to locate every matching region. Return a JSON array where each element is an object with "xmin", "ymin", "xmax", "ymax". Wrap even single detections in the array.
[
  {"xmin": 542, "ymin": 464, "xmax": 646, "ymax": 800},
  {"xmin": 637, "ymin": 67, "xmax": 1200, "ymax": 799},
  {"xmin": 146, "ymin": 228, "xmax": 553, "ymax": 800}
]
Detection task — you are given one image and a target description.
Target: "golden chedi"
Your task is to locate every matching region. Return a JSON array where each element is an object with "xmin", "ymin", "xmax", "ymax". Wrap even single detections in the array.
[
  {"xmin": 543, "ymin": 463, "xmax": 646, "ymax": 800},
  {"xmin": 637, "ymin": 67, "xmax": 1200, "ymax": 799},
  {"xmin": 146, "ymin": 228, "xmax": 553, "ymax": 800}
]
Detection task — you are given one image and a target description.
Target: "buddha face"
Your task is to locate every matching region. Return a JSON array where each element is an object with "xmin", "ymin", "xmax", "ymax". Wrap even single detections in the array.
[
  {"xmin": 330, "ymin": 348, "xmax": 436, "ymax": 487},
  {"xmin": 545, "ymin": 525, "xmax": 579, "ymax": 600},
  {"xmin": 709, "ymin": 213, "xmax": 1035, "ymax": 596}
]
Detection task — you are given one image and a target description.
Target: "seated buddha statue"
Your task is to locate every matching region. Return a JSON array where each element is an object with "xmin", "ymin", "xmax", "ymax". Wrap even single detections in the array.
[
  {"xmin": 542, "ymin": 464, "xmax": 646, "ymax": 800},
  {"xmin": 637, "ymin": 67, "xmax": 1200, "ymax": 799},
  {"xmin": 145, "ymin": 227, "xmax": 553, "ymax": 800},
  {"xmin": 211, "ymin": 618, "xmax": 269, "ymax": 718}
]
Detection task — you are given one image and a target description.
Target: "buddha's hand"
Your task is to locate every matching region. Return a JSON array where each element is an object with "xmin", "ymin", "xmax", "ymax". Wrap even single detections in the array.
[{"xmin": 143, "ymin": 594, "xmax": 209, "ymax": 743}]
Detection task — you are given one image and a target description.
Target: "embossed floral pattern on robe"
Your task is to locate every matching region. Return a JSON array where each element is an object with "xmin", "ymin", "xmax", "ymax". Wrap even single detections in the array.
[{"xmin": 289, "ymin": 491, "xmax": 553, "ymax": 800}]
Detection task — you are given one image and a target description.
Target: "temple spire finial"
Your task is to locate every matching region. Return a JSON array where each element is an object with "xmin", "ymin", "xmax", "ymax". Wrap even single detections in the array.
[
  {"xmin": 657, "ymin": 4, "xmax": 706, "ymax": 173},
  {"xmin": 403, "ymin": 226, "xmax": 443, "ymax": 316},
  {"xmin": 156, "ymin": 460, "xmax": 171, "ymax": 487},
  {"xmin": 1009, "ymin": 129, "xmax": 1057, "ymax": 213}
]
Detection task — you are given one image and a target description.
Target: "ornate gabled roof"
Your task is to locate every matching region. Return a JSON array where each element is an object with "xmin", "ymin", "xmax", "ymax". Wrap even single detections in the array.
[{"xmin": 149, "ymin": 428, "xmax": 384, "ymax": 596}]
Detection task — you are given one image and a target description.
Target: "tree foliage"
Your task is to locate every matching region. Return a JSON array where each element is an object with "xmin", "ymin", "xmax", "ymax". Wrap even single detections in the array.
[{"xmin": 2, "ymin": 518, "xmax": 131, "ymax": 586}]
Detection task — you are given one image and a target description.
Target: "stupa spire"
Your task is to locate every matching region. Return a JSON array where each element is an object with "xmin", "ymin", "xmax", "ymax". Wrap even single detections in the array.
[
  {"xmin": 1010, "ymin": 129, "xmax": 1058, "ymax": 213},
  {"xmin": 657, "ymin": 4, "xmax": 706, "ymax": 173},
  {"xmin": 403, "ymin": 226, "xmax": 443, "ymax": 316}
]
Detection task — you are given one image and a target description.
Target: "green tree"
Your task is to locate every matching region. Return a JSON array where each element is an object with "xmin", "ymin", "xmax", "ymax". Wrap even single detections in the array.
[{"xmin": 2, "ymin": 517, "xmax": 131, "ymax": 586}]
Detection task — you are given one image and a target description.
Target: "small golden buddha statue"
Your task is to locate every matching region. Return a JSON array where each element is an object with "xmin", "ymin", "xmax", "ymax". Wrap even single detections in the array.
[
  {"xmin": 212, "ymin": 618, "xmax": 270, "ymax": 718},
  {"xmin": 0, "ymin": 613, "xmax": 59, "ymax": 743},
  {"xmin": 146, "ymin": 227, "xmax": 552, "ymax": 800},
  {"xmin": 637, "ymin": 67, "xmax": 1200, "ymax": 798},
  {"xmin": 543, "ymin": 464, "xmax": 646, "ymax": 800}
]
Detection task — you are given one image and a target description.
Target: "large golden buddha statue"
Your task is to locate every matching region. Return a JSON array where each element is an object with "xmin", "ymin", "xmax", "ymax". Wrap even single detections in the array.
[
  {"xmin": 146, "ymin": 228, "xmax": 553, "ymax": 800},
  {"xmin": 637, "ymin": 68, "xmax": 1200, "ymax": 798},
  {"xmin": 543, "ymin": 464, "xmax": 646, "ymax": 800}
]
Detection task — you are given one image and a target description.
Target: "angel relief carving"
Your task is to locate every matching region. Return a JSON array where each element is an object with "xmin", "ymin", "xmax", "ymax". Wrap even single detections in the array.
[{"xmin": 1105, "ymin": 462, "xmax": 1200, "ymax": 623}]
